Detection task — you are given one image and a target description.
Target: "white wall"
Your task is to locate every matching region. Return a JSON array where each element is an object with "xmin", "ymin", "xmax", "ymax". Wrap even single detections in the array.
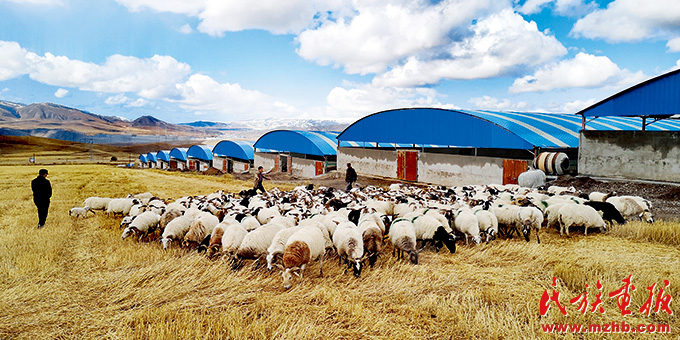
[
  {"xmin": 254, "ymin": 153, "xmax": 277, "ymax": 172},
  {"xmin": 338, "ymin": 148, "xmax": 397, "ymax": 178},
  {"xmin": 418, "ymin": 152, "xmax": 504, "ymax": 186},
  {"xmin": 291, "ymin": 157, "xmax": 319, "ymax": 178}
]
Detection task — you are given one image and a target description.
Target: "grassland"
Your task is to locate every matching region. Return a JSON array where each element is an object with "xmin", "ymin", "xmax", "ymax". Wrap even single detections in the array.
[{"xmin": 0, "ymin": 164, "xmax": 678, "ymax": 339}]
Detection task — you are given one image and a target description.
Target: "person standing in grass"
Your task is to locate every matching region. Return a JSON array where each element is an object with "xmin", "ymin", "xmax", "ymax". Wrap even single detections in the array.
[
  {"xmin": 253, "ymin": 166, "xmax": 269, "ymax": 194},
  {"xmin": 31, "ymin": 168, "xmax": 52, "ymax": 229}
]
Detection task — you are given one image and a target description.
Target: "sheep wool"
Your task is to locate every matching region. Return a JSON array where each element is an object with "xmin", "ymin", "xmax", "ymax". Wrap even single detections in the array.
[
  {"xmin": 558, "ymin": 204, "xmax": 606, "ymax": 236},
  {"xmin": 282, "ymin": 226, "xmax": 325, "ymax": 289}
]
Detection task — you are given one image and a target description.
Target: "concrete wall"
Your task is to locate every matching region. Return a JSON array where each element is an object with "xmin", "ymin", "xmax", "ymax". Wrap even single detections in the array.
[
  {"xmin": 419, "ymin": 152, "xmax": 504, "ymax": 186},
  {"xmin": 254, "ymin": 152, "xmax": 277, "ymax": 172},
  {"xmin": 291, "ymin": 157, "xmax": 319, "ymax": 178},
  {"xmin": 338, "ymin": 147, "xmax": 397, "ymax": 178},
  {"xmin": 213, "ymin": 156, "xmax": 225, "ymax": 171},
  {"xmin": 579, "ymin": 130, "xmax": 680, "ymax": 182}
]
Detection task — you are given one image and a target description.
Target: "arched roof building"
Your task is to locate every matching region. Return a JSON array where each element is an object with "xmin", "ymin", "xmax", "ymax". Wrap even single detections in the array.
[
  {"xmin": 253, "ymin": 130, "xmax": 339, "ymax": 177},
  {"xmin": 213, "ymin": 141, "xmax": 254, "ymax": 161}
]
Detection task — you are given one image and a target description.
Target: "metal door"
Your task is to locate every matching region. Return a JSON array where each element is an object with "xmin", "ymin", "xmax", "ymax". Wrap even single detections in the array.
[
  {"xmin": 315, "ymin": 161, "xmax": 323, "ymax": 176},
  {"xmin": 502, "ymin": 159, "xmax": 528, "ymax": 185},
  {"xmin": 397, "ymin": 151, "xmax": 418, "ymax": 181}
]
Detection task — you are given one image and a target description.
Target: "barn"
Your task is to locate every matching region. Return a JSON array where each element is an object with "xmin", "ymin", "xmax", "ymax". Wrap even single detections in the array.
[
  {"xmin": 145, "ymin": 152, "xmax": 157, "ymax": 169},
  {"xmin": 212, "ymin": 140, "xmax": 254, "ymax": 173},
  {"xmin": 336, "ymin": 108, "xmax": 680, "ymax": 186},
  {"xmin": 187, "ymin": 145, "xmax": 213, "ymax": 172},
  {"xmin": 156, "ymin": 150, "xmax": 170, "ymax": 170},
  {"xmin": 169, "ymin": 148, "xmax": 188, "ymax": 170},
  {"xmin": 254, "ymin": 130, "xmax": 338, "ymax": 177},
  {"xmin": 138, "ymin": 154, "xmax": 148, "ymax": 168},
  {"xmin": 577, "ymin": 69, "xmax": 680, "ymax": 182}
]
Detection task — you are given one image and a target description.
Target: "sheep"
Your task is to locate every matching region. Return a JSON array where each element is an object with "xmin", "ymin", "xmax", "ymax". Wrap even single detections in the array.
[
  {"xmin": 221, "ymin": 223, "xmax": 248, "ymax": 255},
  {"xmin": 408, "ymin": 214, "xmax": 456, "ymax": 253},
  {"xmin": 182, "ymin": 213, "xmax": 219, "ymax": 249},
  {"xmin": 548, "ymin": 185, "xmax": 576, "ymax": 195},
  {"xmin": 518, "ymin": 206, "xmax": 544, "ymax": 243},
  {"xmin": 517, "ymin": 169, "xmax": 546, "ymax": 189},
  {"xmin": 358, "ymin": 219, "xmax": 383, "ymax": 267},
  {"xmin": 120, "ymin": 215, "xmax": 135, "ymax": 229},
  {"xmin": 333, "ymin": 222, "xmax": 364, "ymax": 277},
  {"xmin": 267, "ymin": 225, "xmax": 303, "ymax": 271},
  {"xmin": 159, "ymin": 208, "xmax": 183, "ymax": 233},
  {"xmin": 453, "ymin": 208, "xmax": 481, "ymax": 245},
  {"xmin": 558, "ymin": 204, "xmax": 606, "ymax": 236},
  {"xmin": 281, "ymin": 226, "xmax": 325, "ymax": 289},
  {"xmin": 83, "ymin": 197, "xmax": 111, "ymax": 210},
  {"xmin": 240, "ymin": 215, "xmax": 261, "ymax": 231},
  {"xmin": 588, "ymin": 191, "xmax": 616, "ymax": 202},
  {"xmin": 473, "ymin": 209, "xmax": 498, "ymax": 242},
  {"xmin": 584, "ymin": 201, "xmax": 626, "ymax": 225},
  {"xmin": 606, "ymin": 197, "xmax": 654, "ymax": 223},
  {"xmin": 132, "ymin": 192, "xmax": 154, "ymax": 203},
  {"xmin": 205, "ymin": 223, "xmax": 226, "ymax": 257},
  {"xmin": 69, "ymin": 206, "xmax": 94, "ymax": 218},
  {"xmin": 256, "ymin": 207, "xmax": 281, "ymax": 225},
  {"xmin": 121, "ymin": 211, "xmax": 160, "ymax": 241},
  {"xmin": 233, "ymin": 223, "xmax": 286, "ymax": 270},
  {"xmin": 389, "ymin": 218, "xmax": 419, "ymax": 265},
  {"xmin": 161, "ymin": 214, "xmax": 193, "ymax": 249},
  {"xmin": 106, "ymin": 198, "xmax": 137, "ymax": 216}
]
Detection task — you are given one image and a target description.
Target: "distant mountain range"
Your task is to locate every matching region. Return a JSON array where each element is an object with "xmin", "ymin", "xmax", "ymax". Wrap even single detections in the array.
[{"xmin": 0, "ymin": 100, "xmax": 349, "ymax": 144}]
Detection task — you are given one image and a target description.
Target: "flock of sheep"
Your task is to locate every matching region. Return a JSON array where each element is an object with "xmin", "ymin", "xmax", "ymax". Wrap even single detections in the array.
[{"xmin": 71, "ymin": 181, "xmax": 654, "ymax": 289}]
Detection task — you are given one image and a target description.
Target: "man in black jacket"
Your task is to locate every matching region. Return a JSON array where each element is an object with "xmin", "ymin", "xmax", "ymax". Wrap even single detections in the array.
[
  {"xmin": 345, "ymin": 163, "xmax": 357, "ymax": 192},
  {"xmin": 31, "ymin": 169, "xmax": 52, "ymax": 229}
]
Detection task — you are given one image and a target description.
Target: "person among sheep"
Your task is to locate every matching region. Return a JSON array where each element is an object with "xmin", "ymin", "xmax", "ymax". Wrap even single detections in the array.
[
  {"xmin": 31, "ymin": 168, "xmax": 52, "ymax": 229},
  {"xmin": 253, "ymin": 166, "xmax": 269, "ymax": 194},
  {"xmin": 345, "ymin": 163, "xmax": 357, "ymax": 192}
]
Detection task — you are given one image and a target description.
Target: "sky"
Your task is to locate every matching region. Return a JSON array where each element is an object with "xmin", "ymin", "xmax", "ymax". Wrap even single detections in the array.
[{"xmin": 1, "ymin": 0, "xmax": 679, "ymax": 124}]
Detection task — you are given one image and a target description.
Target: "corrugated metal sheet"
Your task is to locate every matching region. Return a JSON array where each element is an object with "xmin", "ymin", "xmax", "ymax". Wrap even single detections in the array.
[
  {"xmin": 187, "ymin": 145, "xmax": 213, "ymax": 161},
  {"xmin": 156, "ymin": 150, "xmax": 171, "ymax": 162},
  {"xmin": 169, "ymin": 148, "xmax": 188, "ymax": 161},
  {"xmin": 337, "ymin": 108, "xmax": 680, "ymax": 149},
  {"xmin": 254, "ymin": 130, "xmax": 338, "ymax": 156},
  {"xmin": 139, "ymin": 154, "xmax": 147, "ymax": 163},
  {"xmin": 212, "ymin": 141, "xmax": 254, "ymax": 161},
  {"xmin": 146, "ymin": 152, "xmax": 158, "ymax": 162},
  {"xmin": 578, "ymin": 69, "xmax": 680, "ymax": 117}
]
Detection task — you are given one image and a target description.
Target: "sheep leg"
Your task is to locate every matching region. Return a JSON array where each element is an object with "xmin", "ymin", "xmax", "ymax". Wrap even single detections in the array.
[
  {"xmin": 535, "ymin": 229, "xmax": 541, "ymax": 244},
  {"xmin": 319, "ymin": 256, "xmax": 324, "ymax": 277}
]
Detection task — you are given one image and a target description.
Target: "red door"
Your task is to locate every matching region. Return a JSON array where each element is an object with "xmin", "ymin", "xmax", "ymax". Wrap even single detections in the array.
[
  {"xmin": 274, "ymin": 155, "xmax": 280, "ymax": 172},
  {"xmin": 315, "ymin": 161, "xmax": 323, "ymax": 176},
  {"xmin": 397, "ymin": 151, "xmax": 418, "ymax": 181},
  {"xmin": 503, "ymin": 159, "xmax": 528, "ymax": 185}
]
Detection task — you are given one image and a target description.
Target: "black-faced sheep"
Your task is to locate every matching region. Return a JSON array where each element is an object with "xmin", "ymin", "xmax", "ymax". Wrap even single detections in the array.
[{"xmin": 389, "ymin": 219, "xmax": 418, "ymax": 265}]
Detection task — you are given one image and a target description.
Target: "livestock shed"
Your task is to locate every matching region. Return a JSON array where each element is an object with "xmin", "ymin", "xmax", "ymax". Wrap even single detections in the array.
[
  {"xmin": 254, "ymin": 130, "xmax": 338, "ymax": 177},
  {"xmin": 156, "ymin": 150, "xmax": 171, "ymax": 170},
  {"xmin": 212, "ymin": 140, "xmax": 254, "ymax": 173},
  {"xmin": 145, "ymin": 152, "xmax": 157, "ymax": 169},
  {"xmin": 337, "ymin": 108, "xmax": 680, "ymax": 187},
  {"xmin": 187, "ymin": 145, "xmax": 213, "ymax": 172},
  {"xmin": 577, "ymin": 69, "xmax": 680, "ymax": 182},
  {"xmin": 138, "ymin": 154, "xmax": 147, "ymax": 168},
  {"xmin": 169, "ymin": 148, "xmax": 188, "ymax": 170}
]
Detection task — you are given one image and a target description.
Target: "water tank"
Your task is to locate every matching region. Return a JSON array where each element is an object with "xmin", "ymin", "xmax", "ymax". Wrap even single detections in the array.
[{"xmin": 533, "ymin": 152, "xmax": 569, "ymax": 175}]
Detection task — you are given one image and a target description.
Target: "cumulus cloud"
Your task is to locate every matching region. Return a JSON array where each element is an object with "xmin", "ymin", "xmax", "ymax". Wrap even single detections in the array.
[
  {"xmin": 0, "ymin": 41, "xmax": 31, "ymax": 81},
  {"xmin": 510, "ymin": 52, "xmax": 646, "ymax": 93},
  {"xmin": 105, "ymin": 94, "xmax": 130, "ymax": 105},
  {"xmin": 571, "ymin": 0, "xmax": 680, "ymax": 43},
  {"xmin": 469, "ymin": 96, "xmax": 528, "ymax": 111},
  {"xmin": 517, "ymin": 0, "xmax": 596, "ymax": 16},
  {"xmin": 373, "ymin": 10, "xmax": 567, "ymax": 87},
  {"xmin": 178, "ymin": 24, "xmax": 193, "ymax": 34},
  {"xmin": 54, "ymin": 88, "xmax": 68, "ymax": 98},
  {"xmin": 321, "ymin": 81, "xmax": 457, "ymax": 120},
  {"xmin": 667, "ymin": 37, "xmax": 680, "ymax": 52}
]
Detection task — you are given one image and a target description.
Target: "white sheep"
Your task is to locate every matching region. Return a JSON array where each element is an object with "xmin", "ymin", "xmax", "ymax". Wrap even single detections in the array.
[
  {"xmin": 83, "ymin": 197, "xmax": 111, "ymax": 210},
  {"xmin": 333, "ymin": 221, "xmax": 364, "ymax": 277},
  {"xmin": 389, "ymin": 219, "xmax": 418, "ymax": 265},
  {"xmin": 453, "ymin": 208, "xmax": 481, "ymax": 245},
  {"xmin": 182, "ymin": 213, "xmax": 219, "ymax": 249},
  {"xmin": 558, "ymin": 204, "xmax": 606, "ymax": 236},
  {"xmin": 588, "ymin": 191, "xmax": 616, "ymax": 202},
  {"xmin": 518, "ymin": 206, "xmax": 544, "ymax": 243},
  {"xmin": 106, "ymin": 198, "xmax": 137, "ymax": 216},
  {"xmin": 473, "ymin": 209, "xmax": 498, "ymax": 243},
  {"xmin": 407, "ymin": 213, "xmax": 456, "ymax": 253},
  {"xmin": 233, "ymin": 223, "xmax": 286, "ymax": 269},
  {"xmin": 240, "ymin": 216, "xmax": 261, "ymax": 231},
  {"xmin": 221, "ymin": 222, "xmax": 248, "ymax": 255},
  {"xmin": 121, "ymin": 211, "xmax": 160, "ymax": 241},
  {"xmin": 606, "ymin": 196, "xmax": 653, "ymax": 223},
  {"xmin": 267, "ymin": 225, "xmax": 303, "ymax": 270},
  {"xmin": 281, "ymin": 226, "xmax": 325, "ymax": 289},
  {"xmin": 358, "ymin": 218, "xmax": 383, "ymax": 267},
  {"xmin": 159, "ymin": 208, "xmax": 183, "ymax": 232},
  {"xmin": 256, "ymin": 207, "xmax": 281, "ymax": 225},
  {"xmin": 161, "ymin": 214, "xmax": 193, "ymax": 249},
  {"xmin": 69, "ymin": 206, "xmax": 94, "ymax": 219},
  {"xmin": 517, "ymin": 169, "xmax": 546, "ymax": 189}
]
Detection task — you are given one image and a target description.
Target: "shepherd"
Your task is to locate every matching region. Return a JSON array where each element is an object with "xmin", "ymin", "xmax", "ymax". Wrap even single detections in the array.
[
  {"xmin": 345, "ymin": 163, "xmax": 357, "ymax": 192},
  {"xmin": 253, "ymin": 166, "xmax": 270, "ymax": 194},
  {"xmin": 31, "ymin": 168, "xmax": 52, "ymax": 229}
]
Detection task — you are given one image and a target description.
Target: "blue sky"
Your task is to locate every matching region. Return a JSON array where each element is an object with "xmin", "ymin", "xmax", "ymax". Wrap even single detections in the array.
[{"xmin": 1, "ymin": 0, "xmax": 679, "ymax": 123}]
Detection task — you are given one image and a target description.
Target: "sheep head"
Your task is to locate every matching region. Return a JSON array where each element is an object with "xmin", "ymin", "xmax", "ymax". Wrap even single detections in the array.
[
  {"xmin": 161, "ymin": 237, "xmax": 172, "ymax": 250},
  {"xmin": 352, "ymin": 259, "xmax": 362, "ymax": 278},
  {"xmin": 282, "ymin": 267, "xmax": 301, "ymax": 290},
  {"xmin": 408, "ymin": 250, "xmax": 419, "ymax": 265},
  {"xmin": 641, "ymin": 211, "xmax": 654, "ymax": 223},
  {"xmin": 121, "ymin": 227, "xmax": 133, "ymax": 240}
]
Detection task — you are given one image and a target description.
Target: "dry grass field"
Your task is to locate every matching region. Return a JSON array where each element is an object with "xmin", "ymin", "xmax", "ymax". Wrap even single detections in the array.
[{"xmin": 0, "ymin": 164, "xmax": 678, "ymax": 339}]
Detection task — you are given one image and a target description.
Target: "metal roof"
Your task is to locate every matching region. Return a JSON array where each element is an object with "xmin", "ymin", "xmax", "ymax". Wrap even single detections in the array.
[
  {"xmin": 139, "ymin": 154, "xmax": 147, "ymax": 163},
  {"xmin": 187, "ymin": 145, "xmax": 213, "ymax": 161},
  {"xmin": 254, "ymin": 130, "xmax": 338, "ymax": 157},
  {"xmin": 169, "ymin": 148, "xmax": 188, "ymax": 161},
  {"xmin": 337, "ymin": 108, "xmax": 680, "ymax": 150},
  {"xmin": 146, "ymin": 152, "xmax": 157, "ymax": 162},
  {"xmin": 156, "ymin": 150, "xmax": 171, "ymax": 162},
  {"xmin": 212, "ymin": 140, "xmax": 254, "ymax": 161},
  {"xmin": 578, "ymin": 69, "xmax": 680, "ymax": 118}
]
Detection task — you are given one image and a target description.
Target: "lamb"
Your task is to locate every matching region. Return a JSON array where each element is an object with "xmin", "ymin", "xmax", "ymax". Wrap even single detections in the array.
[
  {"xmin": 121, "ymin": 211, "xmax": 160, "ymax": 241},
  {"xmin": 584, "ymin": 201, "xmax": 625, "ymax": 225},
  {"xmin": 453, "ymin": 208, "xmax": 481, "ymax": 244},
  {"xmin": 389, "ymin": 218, "xmax": 419, "ymax": 265},
  {"xmin": 606, "ymin": 197, "xmax": 654, "ymax": 223},
  {"xmin": 558, "ymin": 204, "xmax": 606, "ymax": 236},
  {"xmin": 233, "ymin": 223, "xmax": 286, "ymax": 270},
  {"xmin": 281, "ymin": 226, "xmax": 325, "ymax": 289},
  {"xmin": 106, "ymin": 198, "xmax": 137, "ymax": 216},
  {"xmin": 182, "ymin": 213, "xmax": 220, "ymax": 249},
  {"xmin": 408, "ymin": 214, "xmax": 456, "ymax": 253},
  {"xmin": 358, "ymin": 218, "xmax": 383, "ymax": 267},
  {"xmin": 333, "ymin": 221, "xmax": 364, "ymax": 277},
  {"xmin": 83, "ymin": 197, "xmax": 111, "ymax": 210},
  {"xmin": 517, "ymin": 169, "xmax": 546, "ymax": 189},
  {"xmin": 69, "ymin": 206, "xmax": 94, "ymax": 218},
  {"xmin": 473, "ymin": 209, "xmax": 498, "ymax": 242},
  {"xmin": 161, "ymin": 214, "xmax": 193, "ymax": 249}
]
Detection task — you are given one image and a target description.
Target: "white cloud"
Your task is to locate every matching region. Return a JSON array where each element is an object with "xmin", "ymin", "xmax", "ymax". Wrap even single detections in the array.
[
  {"xmin": 667, "ymin": 37, "xmax": 680, "ymax": 52},
  {"xmin": 510, "ymin": 52, "xmax": 646, "ymax": 93},
  {"xmin": 571, "ymin": 0, "xmax": 680, "ymax": 43},
  {"xmin": 469, "ymin": 96, "xmax": 528, "ymax": 110},
  {"xmin": 128, "ymin": 98, "xmax": 149, "ymax": 107},
  {"xmin": 561, "ymin": 98, "xmax": 597, "ymax": 113},
  {"xmin": 0, "ymin": 41, "xmax": 31, "ymax": 81},
  {"xmin": 115, "ymin": 0, "xmax": 207, "ymax": 16},
  {"xmin": 296, "ymin": 0, "xmax": 500, "ymax": 75},
  {"xmin": 178, "ymin": 24, "xmax": 193, "ymax": 34},
  {"xmin": 321, "ymin": 81, "xmax": 457, "ymax": 120},
  {"xmin": 517, "ymin": 0, "xmax": 596, "ymax": 16},
  {"xmin": 54, "ymin": 88, "xmax": 68, "ymax": 98},
  {"xmin": 374, "ymin": 10, "xmax": 567, "ymax": 87},
  {"xmin": 105, "ymin": 94, "xmax": 130, "ymax": 105}
]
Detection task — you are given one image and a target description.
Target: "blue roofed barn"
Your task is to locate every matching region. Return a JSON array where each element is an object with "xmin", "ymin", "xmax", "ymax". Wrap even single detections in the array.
[
  {"xmin": 169, "ymin": 148, "xmax": 188, "ymax": 170},
  {"xmin": 146, "ymin": 152, "xmax": 158, "ymax": 169},
  {"xmin": 156, "ymin": 150, "xmax": 171, "ymax": 170},
  {"xmin": 138, "ymin": 154, "xmax": 148, "ymax": 168},
  {"xmin": 187, "ymin": 145, "xmax": 213, "ymax": 171},
  {"xmin": 212, "ymin": 140, "xmax": 254, "ymax": 173},
  {"xmin": 254, "ymin": 130, "xmax": 338, "ymax": 177}
]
